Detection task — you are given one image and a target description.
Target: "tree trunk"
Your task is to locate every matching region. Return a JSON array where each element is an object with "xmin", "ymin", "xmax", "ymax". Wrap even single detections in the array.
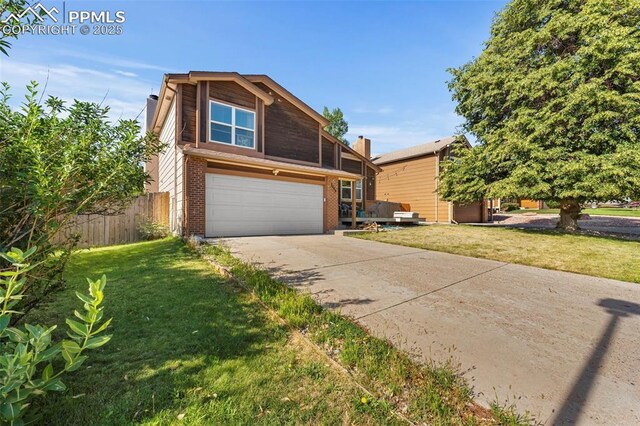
[{"xmin": 557, "ymin": 198, "xmax": 581, "ymax": 231}]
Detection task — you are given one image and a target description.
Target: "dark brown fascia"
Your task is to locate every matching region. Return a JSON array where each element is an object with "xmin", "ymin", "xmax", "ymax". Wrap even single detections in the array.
[
  {"xmin": 321, "ymin": 130, "xmax": 382, "ymax": 173},
  {"xmin": 151, "ymin": 75, "xmax": 179, "ymax": 135},
  {"xmin": 243, "ymin": 74, "xmax": 330, "ymax": 127},
  {"xmin": 185, "ymin": 72, "xmax": 274, "ymax": 105}
]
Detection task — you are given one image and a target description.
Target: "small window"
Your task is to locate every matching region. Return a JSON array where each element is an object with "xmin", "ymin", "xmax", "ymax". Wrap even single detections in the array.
[
  {"xmin": 341, "ymin": 180, "xmax": 352, "ymax": 201},
  {"xmin": 209, "ymin": 101, "xmax": 255, "ymax": 149},
  {"xmin": 340, "ymin": 180, "xmax": 362, "ymax": 201}
]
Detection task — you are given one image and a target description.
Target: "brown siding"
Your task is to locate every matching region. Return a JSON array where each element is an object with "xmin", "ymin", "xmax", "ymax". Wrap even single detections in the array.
[
  {"xmin": 198, "ymin": 82, "xmax": 207, "ymax": 144},
  {"xmin": 519, "ymin": 199, "xmax": 542, "ymax": 209},
  {"xmin": 209, "ymin": 81, "xmax": 256, "ymax": 109},
  {"xmin": 453, "ymin": 202, "xmax": 482, "ymax": 223},
  {"xmin": 437, "ymin": 197, "xmax": 450, "ymax": 222},
  {"xmin": 365, "ymin": 166, "xmax": 376, "ymax": 201},
  {"xmin": 342, "ymin": 158, "xmax": 362, "ymax": 174},
  {"xmin": 322, "ymin": 138, "xmax": 335, "ymax": 168},
  {"xmin": 436, "ymin": 151, "xmax": 451, "ymax": 221},
  {"xmin": 181, "ymin": 84, "xmax": 196, "ymax": 143},
  {"xmin": 256, "ymin": 99, "xmax": 264, "ymax": 153},
  {"xmin": 255, "ymin": 83, "xmax": 320, "ymax": 164},
  {"xmin": 376, "ymin": 155, "xmax": 448, "ymax": 222}
]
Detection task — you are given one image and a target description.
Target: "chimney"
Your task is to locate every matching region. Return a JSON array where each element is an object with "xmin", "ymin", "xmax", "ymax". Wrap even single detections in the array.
[
  {"xmin": 353, "ymin": 135, "xmax": 371, "ymax": 159},
  {"xmin": 145, "ymin": 94, "xmax": 159, "ymax": 132},
  {"xmin": 144, "ymin": 94, "xmax": 160, "ymax": 193}
]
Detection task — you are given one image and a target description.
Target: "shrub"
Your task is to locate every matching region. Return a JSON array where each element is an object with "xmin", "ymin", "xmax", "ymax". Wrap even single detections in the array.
[
  {"xmin": 0, "ymin": 247, "xmax": 111, "ymax": 424},
  {"xmin": 138, "ymin": 220, "xmax": 170, "ymax": 240},
  {"xmin": 0, "ymin": 82, "xmax": 163, "ymax": 310},
  {"xmin": 501, "ymin": 202, "xmax": 519, "ymax": 212},
  {"xmin": 545, "ymin": 200, "xmax": 561, "ymax": 209}
]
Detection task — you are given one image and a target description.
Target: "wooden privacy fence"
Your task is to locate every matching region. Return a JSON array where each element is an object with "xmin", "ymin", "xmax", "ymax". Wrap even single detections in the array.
[{"xmin": 52, "ymin": 192, "xmax": 170, "ymax": 248}]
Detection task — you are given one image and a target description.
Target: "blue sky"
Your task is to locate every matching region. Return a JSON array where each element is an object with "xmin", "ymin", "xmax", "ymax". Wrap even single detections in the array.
[{"xmin": 0, "ymin": 0, "xmax": 507, "ymax": 154}]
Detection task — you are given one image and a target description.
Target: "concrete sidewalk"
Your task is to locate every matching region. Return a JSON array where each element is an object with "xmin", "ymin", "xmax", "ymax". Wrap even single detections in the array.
[{"xmin": 217, "ymin": 234, "xmax": 640, "ymax": 425}]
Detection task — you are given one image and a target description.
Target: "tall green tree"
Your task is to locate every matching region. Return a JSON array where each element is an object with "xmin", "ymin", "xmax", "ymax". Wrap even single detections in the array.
[
  {"xmin": 440, "ymin": 0, "xmax": 640, "ymax": 231},
  {"xmin": 323, "ymin": 106, "xmax": 349, "ymax": 145}
]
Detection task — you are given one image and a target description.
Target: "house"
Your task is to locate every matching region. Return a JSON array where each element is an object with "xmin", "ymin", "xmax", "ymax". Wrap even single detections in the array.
[
  {"xmin": 372, "ymin": 136, "xmax": 486, "ymax": 223},
  {"xmin": 144, "ymin": 71, "xmax": 380, "ymax": 237},
  {"xmin": 518, "ymin": 199, "xmax": 545, "ymax": 209}
]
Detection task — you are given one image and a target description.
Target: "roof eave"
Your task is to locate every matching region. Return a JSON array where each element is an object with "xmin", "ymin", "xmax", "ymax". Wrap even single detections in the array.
[
  {"xmin": 182, "ymin": 145, "xmax": 362, "ymax": 180},
  {"xmin": 176, "ymin": 72, "xmax": 275, "ymax": 105},
  {"xmin": 244, "ymin": 74, "xmax": 330, "ymax": 126}
]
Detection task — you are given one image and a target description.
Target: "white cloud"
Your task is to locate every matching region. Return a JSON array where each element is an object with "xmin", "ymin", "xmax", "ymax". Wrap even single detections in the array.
[
  {"xmin": 114, "ymin": 70, "xmax": 138, "ymax": 78},
  {"xmin": 52, "ymin": 48, "xmax": 171, "ymax": 72},
  {"xmin": 0, "ymin": 60, "xmax": 155, "ymax": 122}
]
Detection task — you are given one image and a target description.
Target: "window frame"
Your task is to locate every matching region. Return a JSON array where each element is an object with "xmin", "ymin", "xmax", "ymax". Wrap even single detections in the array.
[
  {"xmin": 208, "ymin": 100, "xmax": 256, "ymax": 149},
  {"xmin": 340, "ymin": 179, "xmax": 362, "ymax": 202}
]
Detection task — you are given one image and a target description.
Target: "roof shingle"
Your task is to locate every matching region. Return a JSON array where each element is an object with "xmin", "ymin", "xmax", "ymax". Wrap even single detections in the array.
[{"xmin": 371, "ymin": 136, "xmax": 460, "ymax": 165}]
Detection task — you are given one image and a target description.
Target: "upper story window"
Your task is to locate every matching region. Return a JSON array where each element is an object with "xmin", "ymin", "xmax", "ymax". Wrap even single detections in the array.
[
  {"xmin": 209, "ymin": 100, "xmax": 255, "ymax": 149},
  {"xmin": 340, "ymin": 180, "xmax": 362, "ymax": 201}
]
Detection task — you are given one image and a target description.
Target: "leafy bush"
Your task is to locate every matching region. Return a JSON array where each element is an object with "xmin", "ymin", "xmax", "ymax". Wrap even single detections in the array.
[
  {"xmin": 0, "ymin": 247, "xmax": 111, "ymax": 425},
  {"xmin": 138, "ymin": 220, "xmax": 170, "ymax": 240},
  {"xmin": 545, "ymin": 200, "xmax": 560, "ymax": 209},
  {"xmin": 501, "ymin": 202, "xmax": 519, "ymax": 212},
  {"xmin": 0, "ymin": 81, "xmax": 163, "ymax": 310}
]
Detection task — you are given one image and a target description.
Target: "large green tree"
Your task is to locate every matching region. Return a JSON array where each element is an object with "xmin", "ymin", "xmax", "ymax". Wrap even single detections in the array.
[
  {"xmin": 440, "ymin": 0, "xmax": 640, "ymax": 231},
  {"xmin": 323, "ymin": 106, "xmax": 349, "ymax": 145}
]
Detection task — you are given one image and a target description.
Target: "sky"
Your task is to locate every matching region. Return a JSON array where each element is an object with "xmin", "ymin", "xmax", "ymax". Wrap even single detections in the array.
[{"xmin": 0, "ymin": 0, "xmax": 507, "ymax": 155}]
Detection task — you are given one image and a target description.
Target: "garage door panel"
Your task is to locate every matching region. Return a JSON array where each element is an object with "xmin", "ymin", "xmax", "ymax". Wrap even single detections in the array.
[
  {"xmin": 206, "ymin": 189, "xmax": 320, "ymax": 209},
  {"xmin": 205, "ymin": 174, "xmax": 324, "ymax": 237},
  {"xmin": 208, "ymin": 208, "xmax": 322, "ymax": 221}
]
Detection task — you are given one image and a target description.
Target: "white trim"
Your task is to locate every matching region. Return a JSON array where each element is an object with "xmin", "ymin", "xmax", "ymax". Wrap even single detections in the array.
[
  {"xmin": 340, "ymin": 179, "xmax": 362, "ymax": 202},
  {"xmin": 209, "ymin": 99, "xmax": 256, "ymax": 150}
]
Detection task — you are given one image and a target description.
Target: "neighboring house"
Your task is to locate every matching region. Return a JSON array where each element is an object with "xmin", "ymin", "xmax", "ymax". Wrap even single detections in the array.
[
  {"xmin": 144, "ymin": 71, "xmax": 380, "ymax": 237},
  {"xmin": 489, "ymin": 199, "xmax": 545, "ymax": 210},
  {"xmin": 519, "ymin": 199, "xmax": 545, "ymax": 209},
  {"xmin": 372, "ymin": 136, "xmax": 486, "ymax": 223}
]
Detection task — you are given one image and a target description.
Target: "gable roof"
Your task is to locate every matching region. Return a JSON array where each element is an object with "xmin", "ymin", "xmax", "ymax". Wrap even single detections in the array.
[
  {"xmin": 372, "ymin": 136, "xmax": 467, "ymax": 165},
  {"xmin": 167, "ymin": 72, "xmax": 275, "ymax": 104},
  {"xmin": 152, "ymin": 72, "xmax": 330, "ymax": 132}
]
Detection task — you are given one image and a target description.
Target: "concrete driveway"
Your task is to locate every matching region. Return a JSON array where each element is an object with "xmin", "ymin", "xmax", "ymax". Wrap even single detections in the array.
[{"xmin": 218, "ymin": 234, "xmax": 640, "ymax": 425}]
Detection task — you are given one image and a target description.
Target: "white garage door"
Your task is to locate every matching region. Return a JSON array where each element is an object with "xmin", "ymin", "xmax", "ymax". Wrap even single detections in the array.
[{"xmin": 205, "ymin": 174, "xmax": 324, "ymax": 237}]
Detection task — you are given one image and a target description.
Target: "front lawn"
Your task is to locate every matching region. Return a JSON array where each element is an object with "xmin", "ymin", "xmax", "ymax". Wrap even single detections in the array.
[
  {"xmin": 24, "ymin": 239, "xmax": 398, "ymax": 424},
  {"xmin": 23, "ymin": 238, "xmax": 525, "ymax": 425},
  {"xmin": 508, "ymin": 208, "xmax": 640, "ymax": 217},
  {"xmin": 352, "ymin": 226, "xmax": 640, "ymax": 283}
]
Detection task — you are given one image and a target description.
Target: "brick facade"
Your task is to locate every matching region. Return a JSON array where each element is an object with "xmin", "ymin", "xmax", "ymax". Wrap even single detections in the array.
[
  {"xmin": 185, "ymin": 156, "xmax": 207, "ymax": 236},
  {"xmin": 325, "ymin": 176, "xmax": 340, "ymax": 232}
]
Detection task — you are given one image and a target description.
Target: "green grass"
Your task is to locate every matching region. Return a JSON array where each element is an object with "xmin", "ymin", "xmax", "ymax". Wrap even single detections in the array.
[
  {"xmin": 507, "ymin": 208, "xmax": 640, "ymax": 217},
  {"xmin": 23, "ymin": 238, "xmax": 402, "ymax": 425},
  {"xmin": 352, "ymin": 226, "xmax": 640, "ymax": 283}
]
